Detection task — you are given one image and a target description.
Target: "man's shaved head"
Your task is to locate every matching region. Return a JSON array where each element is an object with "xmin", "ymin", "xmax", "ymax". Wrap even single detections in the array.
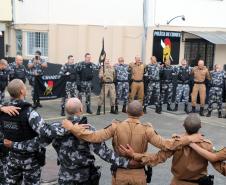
[
  {"xmin": 127, "ymin": 100, "xmax": 143, "ymax": 117},
  {"xmin": 7, "ymin": 79, "xmax": 26, "ymax": 98},
  {"xmin": 183, "ymin": 113, "xmax": 201, "ymax": 135},
  {"xmin": 65, "ymin": 98, "xmax": 83, "ymax": 115}
]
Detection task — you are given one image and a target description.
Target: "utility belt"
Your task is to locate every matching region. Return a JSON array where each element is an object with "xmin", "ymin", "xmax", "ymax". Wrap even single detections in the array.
[
  {"xmin": 194, "ymin": 81, "xmax": 205, "ymax": 84},
  {"xmin": 132, "ymin": 80, "xmax": 143, "ymax": 83},
  {"xmin": 102, "ymin": 81, "xmax": 114, "ymax": 84},
  {"xmin": 177, "ymin": 81, "xmax": 189, "ymax": 85},
  {"xmin": 211, "ymin": 85, "xmax": 223, "ymax": 88},
  {"xmin": 182, "ymin": 175, "xmax": 214, "ymax": 185},
  {"xmin": 111, "ymin": 165, "xmax": 152, "ymax": 183},
  {"xmin": 116, "ymin": 80, "xmax": 129, "ymax": 82}
]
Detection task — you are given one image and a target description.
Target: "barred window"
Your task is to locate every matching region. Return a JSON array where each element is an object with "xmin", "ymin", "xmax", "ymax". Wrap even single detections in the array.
[
  {"xmin": 27, "ymin": 32, "xmax": 48, "ymax": 57},
  {"xmin": 16, "ymin": 30, "xmax": 22, "ymax": 55}
]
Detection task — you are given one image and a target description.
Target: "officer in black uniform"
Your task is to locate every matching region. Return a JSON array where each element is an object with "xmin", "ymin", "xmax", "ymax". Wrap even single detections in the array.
[
  {"xmin": 77, "ymin": 53, "xmax": 99, "ymax": 114},
  {"xmin": 9, "ymin": 55, "xmax": 31, "ymax": 84},
  {"xmin": 59, "ymin": 55, "xmax": 78, "ymax": 116},
  {"xmin": 0, "ymin": 59, "xmax": 10, "ymax": 104}
]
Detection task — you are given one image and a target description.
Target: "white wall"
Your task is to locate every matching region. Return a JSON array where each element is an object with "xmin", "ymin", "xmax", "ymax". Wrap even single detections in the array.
[
  {"xmin": 14, "ymin": 0, "xmax": 226, "ymax": 28},
  {"xmin": 0, "ymin": 0, "xmax": 12, "ymax": 21}
]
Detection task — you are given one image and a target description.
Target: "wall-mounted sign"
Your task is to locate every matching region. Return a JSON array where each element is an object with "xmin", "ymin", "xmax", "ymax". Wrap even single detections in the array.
[{"xmin": 153, "ymin": 30, "xmax": 181, "ymax": 65}]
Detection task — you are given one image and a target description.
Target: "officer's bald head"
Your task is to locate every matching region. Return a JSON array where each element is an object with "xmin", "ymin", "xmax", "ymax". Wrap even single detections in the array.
[
  {"xmin": 65, "ymin": 98, "xmax": 83, "ymax": 115},
  {"xmin": 183, "ymin": 113, "xmax": 201, "ymax": 135},
  {"xmin": 7, "ymin": 79, "xmax": 26, "ymax": 99},
  {"xmin": 127, "ymin": 100, "xmax": 143, "ymax": 117}
]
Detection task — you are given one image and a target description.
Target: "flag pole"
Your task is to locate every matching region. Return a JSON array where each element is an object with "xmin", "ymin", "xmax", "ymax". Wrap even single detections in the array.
[{"xmin": 102, "ymin": 39, "xmax": 106, "ymax": 114}]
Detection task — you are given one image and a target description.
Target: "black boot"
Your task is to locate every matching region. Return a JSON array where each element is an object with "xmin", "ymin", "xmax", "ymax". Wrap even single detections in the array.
[
  {"xmin": 184, "ymin": 104, "xmax": 189, "ymax": 114},
  {"xmin": 192, "ymin": 106, "xmax": 196, "ymax": 113},
  {"xmin": 173, "ymin": 104, "xmax": 178, "ymax": 111},
  {"xmin": 167, "ymin": 103, "xmax": 173, "ymax": 111},
  {"xmin": 86, "ymin": 105, "xmax": 93, "ymax": 114},
  {"xmin": 155, "ymin": 106, "xmax": 161, "ymax": 114},
  {"xmin": 36, "ymin": 100, "xmax": 42, "ymax": 108},
  {"xmin": 218, "ymin": 111, "xmax": 222, "ymax": 118},
  {"xmin": 32, "ymin": 100, "xmax": 38, "ymax": 109},
  {"xmin": 115, "ymin": 106, "xmax": 119, "ymax": 114},
  {"xmin": 96, "ymin": 106, "xmax": 101, "ymax": 115},
  {"xmin": 122, "ymin": 104, "xmax": 127, "ymax": 113},
  {"xmin": 206, "ymin": 110, "xmax": 211, "ymax": 117},
  {"xmin": 61, "ymin": 107, "xmax": 65, "ymax": 116},
  {"xmin": 110, "ymin": 106, "xmax": 116, "ymax": 114},
  {"xmin": 143, "ymin": 106, "xmax": 147, "ymax": 114},
  {"xmin": 199, "ymin": 107, "xmax": 204, "ymax": 116}
]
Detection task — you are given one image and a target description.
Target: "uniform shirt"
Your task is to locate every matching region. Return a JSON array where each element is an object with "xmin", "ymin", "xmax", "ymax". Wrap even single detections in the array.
[
  {"xmin": 133, "ymin": 136, "xmax": 226, "ymax": 181},
  {"xmin": 9, "ymin": 62, "xmax": 32, "ymax": 81},
  {"xmin": 144, "ymin": 63, "xmax": 160, "ymax": 81},
  {"xmin": 28, "ymin": 58, "xmax": 47, "ymax": 76},
  {"xmin": 59, "ymin": 63, "xmax": 78, "ymax": 82},
  {"xmin": 0, "ymin": 68, "xmax": 10, "ymax": 90},
  {"xmin": 12, "ymin": 116, "xmax": 129, "ymax": 179},
  {"xmin": 99, "ymin": 65, "xmax": 115, "ymax": 82},
  {"xmin": 159, "ymin": 65, "xmax": 176, "ymax": 82},
  {"xmin": 114, "ymin": 64, "xmax": 129, "ymax": 81},
  {"xmin": 210, "ymin": 70, "xmax": 226, "ymax": 87},
  {"xmin": 129, "ymin": 63, "xmax": 145, "ymax": 81},
  {"xmin": 191, "ymin": 66, "xmax": 211, "ymax": 83},
  {"xmin": 68, "ymin": 117, "xmax": 191, "ymax": 157}
]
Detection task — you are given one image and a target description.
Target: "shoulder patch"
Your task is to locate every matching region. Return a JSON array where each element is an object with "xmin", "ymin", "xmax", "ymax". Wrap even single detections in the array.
[{"xmin": 142, "ymin": 122, "xmax": 153, "ymax": 127}]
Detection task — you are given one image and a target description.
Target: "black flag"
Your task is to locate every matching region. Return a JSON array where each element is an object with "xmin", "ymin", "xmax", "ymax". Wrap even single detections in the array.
[{"xmin": 99, "ymin": 38, "xmax": 106, "ymax": 65}]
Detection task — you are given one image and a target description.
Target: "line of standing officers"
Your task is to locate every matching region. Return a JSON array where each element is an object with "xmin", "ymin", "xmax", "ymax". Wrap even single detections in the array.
[{"xmin": 59, "ymin": 53, "xmax": 226, "ymax": 118}]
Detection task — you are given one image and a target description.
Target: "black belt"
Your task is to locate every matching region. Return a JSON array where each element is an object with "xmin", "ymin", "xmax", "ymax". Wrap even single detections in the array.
[
  {"xmin": 194, "ymin": 81, "xmax": 205, "ymax": 84},
  {"xmin": 116, "ymin": 80, "xmax": 129, "ymax": 82},
  {"xmin": 132, "ymin": 80, "xmax": 143, "ymax": 83},
  {"xmin": 102, "ymin": 82, "xmax": 114, "ymax": 84}
]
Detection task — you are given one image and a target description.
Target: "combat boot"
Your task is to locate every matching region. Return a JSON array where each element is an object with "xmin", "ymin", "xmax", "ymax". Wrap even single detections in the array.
[
  {"xmin": 61, "ymin": 107, "xmax": 65, "ymax": 116},
  {"xmin": 173, "ymin": 104, "xmax": 178, "ymax": 111},
  {"xmin": 32, "ymin": 100, "xmax": 38, "ymax": 109},
  {"xmin": 167, "ymin": 103, "xmax": 173, "ymax": 111},
  {"xmin": 86, "ymin": 105, "xmax": 93, "ymax": 114},
  {"xmin": 184, "ymin": 104, "xmax": 189, "ymax": 114},
  {"xmin": 199, "ymin": 107, "xmax": 204, "ymax": 116},
  {"xmin": 143, "ymin": 106, "xmax": 147, "ymax": 114},
  {"xmin": 115, "ymin": 106, "xmax": 119, "ymax": 114},
  {"xmin": 110, "ymin": 106, "xmax": 116, "ymax": 114},
  {"xmin": 218, "ymin": 111, "xmax": 222, "ymax": 118},
  {"xmin": 206, "ymin": 110, "xmax": 211, "ymax": 117},
  {"xmin": 191, "ymin": 106, "xmax": 196, "ymax": 113},
  {"xmin": 122, "ymin": 104, "xmax": 127, "ymax": 113},
  {"xmin": 96, "ymin": 106, "xmax": 101, "ymax": 115},
  {"xmin": 155, "ymin": 106, "xmax": 161, "ymax": 114}
]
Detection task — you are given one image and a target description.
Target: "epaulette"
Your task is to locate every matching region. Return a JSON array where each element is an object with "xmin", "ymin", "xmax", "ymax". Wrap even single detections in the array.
[{"xmin": 142, "ymin": 122, "xmax": 153, "ymax": 127}]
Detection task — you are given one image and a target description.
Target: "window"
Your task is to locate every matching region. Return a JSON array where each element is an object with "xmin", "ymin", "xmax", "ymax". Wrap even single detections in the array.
[
  {"xmin": 16, "ymin": 30, "xmax": 22, "ymax": 55},
  {"xmin": 27, "ymin": 32, "xmax": 48, "ymax": 57},
  {"xmin": 184, "ymin": 39, "xmax": 214, "ymax": 69}
]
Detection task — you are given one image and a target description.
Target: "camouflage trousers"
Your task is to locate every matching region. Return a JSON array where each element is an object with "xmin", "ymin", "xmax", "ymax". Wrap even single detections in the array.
[
  {"xmin": 61, "ymin": 81, "xmax": 79, "ymax": 108},
  {"xmin": 5, "ymin": 152, "xmax": 41, "ymax": 185},
  {"xmin": 144, "ymin": 81, "xmax": 160, "ymax": 107},
  {"xmin": 175, "ymin": 84, "xmax": 190, "ymax": 104},
  {"xmin": 207, "ymin": 87, "xmax": 223, "ymax": 112},
  {"xmin": 58, "ymin": 166, "xmax": 91, "ymax": 185},
  {"xmin": 160, "ymin": 83, "xmax": 173, "ymax": 105},
  {"xmin": 78, "ymin": 81, "xmax": 92, "ymax": 106},
  {"xmin": 116, "ymin": 82, "xmax": 129, "ymax": 105},
  {"xmin": 98, "ymin": 83, "xmax": 116, "ymax": 106},
  {"xmin": 0, "ymin": 90, "xmax": 5, "ymax": 104},
  {"xmin": 0, "ymin": 156, "xmax": 7, "ymax": 185}
]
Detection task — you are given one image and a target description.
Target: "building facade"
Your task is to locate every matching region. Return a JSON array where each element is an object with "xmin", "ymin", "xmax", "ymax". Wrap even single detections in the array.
[{"xmin": 4, "ymin": 0, "xmax": 226, "ymax": 69}]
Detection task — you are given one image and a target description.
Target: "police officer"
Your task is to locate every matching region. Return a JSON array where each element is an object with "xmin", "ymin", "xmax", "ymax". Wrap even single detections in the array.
[
  {"xmin": 27, "ymin": 50, "xmax": 48, "ymax": 108},
  {"xmin": 59, "ymin": 55, "xmax": 78, "ymax": 116},
  {"xmin": 159, "ymin": 59, "xmax": 175, "ymax": 112},
  {"xmin": 0, "ymin": 59, "xmax": 10, "ymax": 104},
  {"xmin": 114, "ymin": 57, "xmax": 130, "ymax": 113},
  {"xmin": 191, "ymin": 60, "xmax": 211, "ymax": 116},
  {"xmin": 77, "ymin": 53, "xmax": 99, "ymax": 114},
  {"xmin": 0, "ymin": 79, "xmax": 49, "ymax": 184},
  {"xmin": 96, "ymin": 58, "xmax": 116, "ymax": 115},
  {"xmin": 9, "ymin": 55, "xmax": 31, "ymax": 84},
  {"xmin": 174, "ymin": 59, "xmax": 192, "ymax": 113},
  {"xmin": 143, "ymin": 56, "xmax": 161, "ymax": 114},
  {"xmin": 129, "ymin": 56, "xmax": 145, "ymax": 104},
  {"xmin": 63, "ymin": 100, "xmax": 203, "ymax": 185},
  {"xmin": 123, "ymin": 114, "xmax": 224, "ymax": 185},
  {"xmin": 206, "ymin": 64, "xmax": 226, "ymax": 118},
  {"xmin": 5, "ymin": 98, "xmax": 131, "ymax": 185}
]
